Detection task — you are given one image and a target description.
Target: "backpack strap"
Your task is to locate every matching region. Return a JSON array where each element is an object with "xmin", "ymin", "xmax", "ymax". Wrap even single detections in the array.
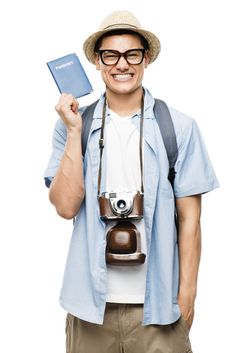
[
  {"xmin": 153, "ymin": 99, "xmax": 178, "ymax": 187},
  {"xmin": 81, "ymin": 100, "xmax": 99, "ymax": 156}
]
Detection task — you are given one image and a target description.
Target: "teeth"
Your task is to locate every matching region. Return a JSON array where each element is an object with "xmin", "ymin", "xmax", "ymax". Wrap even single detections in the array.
[{"xmin": 113, "ymin": 74, "xmax": 132, "ymax": 79}]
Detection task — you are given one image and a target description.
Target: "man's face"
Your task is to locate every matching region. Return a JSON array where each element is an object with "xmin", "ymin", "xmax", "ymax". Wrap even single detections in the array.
[{"xmin": 95, "ymin": 33, "xmax": 149, "ymax": 95}]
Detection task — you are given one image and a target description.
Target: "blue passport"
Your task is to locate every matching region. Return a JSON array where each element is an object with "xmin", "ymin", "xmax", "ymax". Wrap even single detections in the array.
[{"xmin": 47, "ymin": 53, "xmax": 93, "ymax": 98}]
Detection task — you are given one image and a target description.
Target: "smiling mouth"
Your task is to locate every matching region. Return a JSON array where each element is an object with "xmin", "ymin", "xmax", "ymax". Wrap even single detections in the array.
[{"xmin": 112, "ymin": 73, "xmax": 134, "ymax": 81}]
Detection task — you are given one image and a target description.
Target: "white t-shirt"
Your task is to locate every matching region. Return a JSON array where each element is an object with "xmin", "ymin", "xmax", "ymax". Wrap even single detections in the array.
[{"xmin": 105, "ymin": 110, "xmax": 147, "ymax": 303}]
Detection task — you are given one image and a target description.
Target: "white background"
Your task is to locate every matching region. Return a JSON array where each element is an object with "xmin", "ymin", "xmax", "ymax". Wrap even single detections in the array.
[{"xmin": 0, "ymin": 0, "xmax": 235, "ymax": 352}]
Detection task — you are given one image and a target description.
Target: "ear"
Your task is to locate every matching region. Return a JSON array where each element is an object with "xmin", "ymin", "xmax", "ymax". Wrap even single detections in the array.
[
  {"xmin": 95, "ymin": 54, "xmax": 101, "ymax": 71},
  {"xmin": 144, "ymin": 51, "xmax": 150, "ymax": 68}
]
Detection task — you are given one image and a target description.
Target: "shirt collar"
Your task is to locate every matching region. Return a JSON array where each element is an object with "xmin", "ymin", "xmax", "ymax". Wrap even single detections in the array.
[{"xmin": 93, "ymin": 87, "xmax": 155, "ymax": 120}]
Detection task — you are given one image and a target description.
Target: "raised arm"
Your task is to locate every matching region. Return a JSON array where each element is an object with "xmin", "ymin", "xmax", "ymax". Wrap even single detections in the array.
[{"xmin": 49, "ymin": 93, "xmax": 85, "ymax": 219}]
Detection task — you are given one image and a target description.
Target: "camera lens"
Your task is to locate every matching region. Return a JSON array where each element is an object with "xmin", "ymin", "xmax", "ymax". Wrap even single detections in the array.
[
  {"xmin": 117, "ymin": 199, "xmax": 127, "ymax": 210},
  {"xmin": 110, "ymin": 195, "xmax": 132, "ymax": 216}
]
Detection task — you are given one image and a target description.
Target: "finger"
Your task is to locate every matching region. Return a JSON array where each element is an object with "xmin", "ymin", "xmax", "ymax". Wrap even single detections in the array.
[
  {"xmin": 71, "ymin": 99, "xmax": 79, "ymax": 113},
  {"xmin": 55, "ymin": 95, "xmax": 79, "ymax": 118},
  {"xmin": 57, "ymin": 93, "xmax": 75, "ymax": 109},
  {"xmin": 58, "ymin": 92, "xmax": 71, "ymax": 102},
  {"xmin": 59, "ymin": 92, "xmax": 72, "ymax": 103}
]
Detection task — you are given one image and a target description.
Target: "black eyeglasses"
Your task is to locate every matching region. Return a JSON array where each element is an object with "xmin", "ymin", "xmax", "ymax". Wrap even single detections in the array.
[{"xmin": 98, "ymin": 49, "xmax": 146, "ymax": 66}]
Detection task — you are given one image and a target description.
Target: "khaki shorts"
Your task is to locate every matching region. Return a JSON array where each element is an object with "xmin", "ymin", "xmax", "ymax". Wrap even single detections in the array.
[{"xmin": 66, "ymin": 303, "xmax": 193, "ymax": 353}]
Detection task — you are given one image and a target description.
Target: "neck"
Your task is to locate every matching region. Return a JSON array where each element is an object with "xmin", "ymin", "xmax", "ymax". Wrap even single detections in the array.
[{"xmin": 106, "ymin": 87, "xmax": 144, "ymax": 117}]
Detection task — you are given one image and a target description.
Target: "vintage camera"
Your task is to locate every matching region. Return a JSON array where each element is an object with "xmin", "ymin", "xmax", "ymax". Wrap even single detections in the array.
[{"xmin": 99, "ymin": 191, "xmax": 144, "ymax": 221}]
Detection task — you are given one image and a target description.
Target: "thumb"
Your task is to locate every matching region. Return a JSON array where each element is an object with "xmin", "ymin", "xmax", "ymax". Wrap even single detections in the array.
[{"xmin": 71, "ymin": 99, "xmax": 79, "ymax": 113}]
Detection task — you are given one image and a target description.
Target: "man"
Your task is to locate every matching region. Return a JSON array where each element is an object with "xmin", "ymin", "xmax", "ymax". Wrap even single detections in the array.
[{"xmin": 44, "ymin": 10, "xmax": 219, "ymax": 353}]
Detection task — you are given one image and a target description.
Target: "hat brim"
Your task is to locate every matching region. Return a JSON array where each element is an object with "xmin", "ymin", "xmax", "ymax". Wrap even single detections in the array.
[{"xmin": 83, "ymin": 25, "xmax": 161, "ymax": 64}]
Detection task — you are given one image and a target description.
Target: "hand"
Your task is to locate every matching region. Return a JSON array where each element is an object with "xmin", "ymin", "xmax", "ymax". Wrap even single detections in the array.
[
  {"xmin": 55, "ymin": 93, "xmax": 82, "ymax": 131},
  {"xmin": 178, "ymin": 290, "xmax": 195, "ymax": 330}
]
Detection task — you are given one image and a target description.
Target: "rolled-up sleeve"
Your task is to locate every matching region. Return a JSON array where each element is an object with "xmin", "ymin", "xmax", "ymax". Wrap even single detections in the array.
[
  {"xmin": 174, "ymin": 119, "xmax": 219, "ymax": 198},
  {"xmin": 44, "ymin": 119, "xmax": 67, "ymax": 187}
]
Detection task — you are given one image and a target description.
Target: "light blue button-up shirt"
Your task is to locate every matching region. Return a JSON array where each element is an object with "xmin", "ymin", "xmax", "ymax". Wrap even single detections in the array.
[{"xmin": 44, "ymin": 88, "xmax": 219, "ymax": 325}]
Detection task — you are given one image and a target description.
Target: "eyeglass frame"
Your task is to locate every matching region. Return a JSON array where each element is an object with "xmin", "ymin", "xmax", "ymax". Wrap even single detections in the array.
[{"xmin": 97, "ymin": 48, "xmax": 146, "ymax": 66}]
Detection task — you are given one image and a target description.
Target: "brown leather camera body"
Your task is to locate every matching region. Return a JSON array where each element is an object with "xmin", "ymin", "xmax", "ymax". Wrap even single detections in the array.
[
  {"xmin": 99, "ymin": 191, "xmax": 144, "ymax": 220},
  {"xmin": 106, "ymin": 221, "xmax": 146, "ymax": 265}
]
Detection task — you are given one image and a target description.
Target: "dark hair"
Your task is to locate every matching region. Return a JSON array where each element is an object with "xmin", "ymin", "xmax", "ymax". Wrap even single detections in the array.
[{"xmin": 94, "ymin": 29, "xmax": 149, "ymax": 52}]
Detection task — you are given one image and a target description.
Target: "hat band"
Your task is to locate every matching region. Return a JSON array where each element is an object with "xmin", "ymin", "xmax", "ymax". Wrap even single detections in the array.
[{"xmin": 103, "ymin": 23, "xmax": 139, "ymax": 31}]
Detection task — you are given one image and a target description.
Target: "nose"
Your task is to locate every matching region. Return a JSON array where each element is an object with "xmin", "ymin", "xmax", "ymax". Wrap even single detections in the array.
[{"xmin": 115, "ymin": 55, "xmax": 129, "ymax": 70}]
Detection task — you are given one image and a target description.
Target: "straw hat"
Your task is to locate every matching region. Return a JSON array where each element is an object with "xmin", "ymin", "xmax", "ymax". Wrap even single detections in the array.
[{"xmin": 83, "ymin": 10, "xmax": 161, "ymax": 64}]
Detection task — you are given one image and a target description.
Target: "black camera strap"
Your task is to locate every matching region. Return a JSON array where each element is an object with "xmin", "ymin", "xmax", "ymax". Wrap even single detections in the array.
[
  {"xmin": 97, "ymin": 94, "xmax": 145, "ymax": 196},
  {"xmin": 97, "ymin": 98, "xmax": 107, "ymax": 196},
  {"xmin": 139, "ymin": 94, "xmax": 144, "ymax": 194}
]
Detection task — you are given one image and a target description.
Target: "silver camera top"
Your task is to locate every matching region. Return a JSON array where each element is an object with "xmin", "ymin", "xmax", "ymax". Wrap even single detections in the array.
[{"xmin": 101, "ymin": 190, "xmax": 143, "ymax": 219}]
